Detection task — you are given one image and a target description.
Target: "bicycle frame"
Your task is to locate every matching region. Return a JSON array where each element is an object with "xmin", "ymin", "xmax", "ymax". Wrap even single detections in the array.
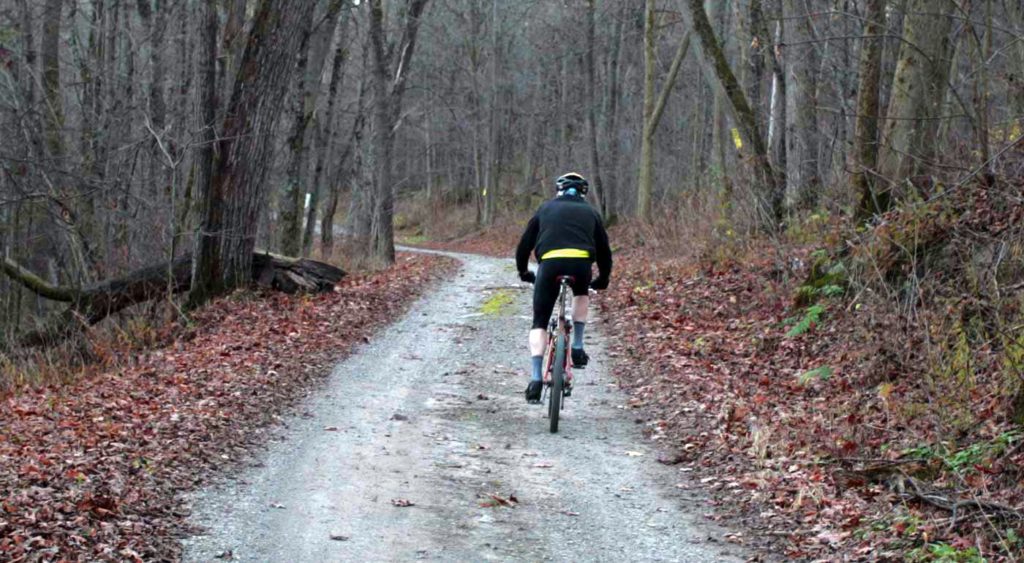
[{"xmin": 542, "ymin": 279, "xmax": 573, "ymax": 387}]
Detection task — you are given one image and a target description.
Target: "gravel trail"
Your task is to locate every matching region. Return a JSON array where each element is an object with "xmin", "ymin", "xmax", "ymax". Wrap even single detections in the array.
[{"xmin": 182, "ymin": 251, "xmax": 747, "ymax": 562}]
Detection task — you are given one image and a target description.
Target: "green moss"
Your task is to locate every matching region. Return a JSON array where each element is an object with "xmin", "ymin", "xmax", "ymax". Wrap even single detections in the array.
[
  {"xmin": 397, "ymin": 234, "xmax": 429, "ymax": 245},
  {"xmin": 480, "ymin": 290, "xmax": 515, "ymax": 317}
]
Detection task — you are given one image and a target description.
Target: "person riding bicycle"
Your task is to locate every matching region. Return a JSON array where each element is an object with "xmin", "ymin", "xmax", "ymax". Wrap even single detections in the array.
[{"xmin": 516, "ymin": 172, "xmax": 613, "ymax": 404}]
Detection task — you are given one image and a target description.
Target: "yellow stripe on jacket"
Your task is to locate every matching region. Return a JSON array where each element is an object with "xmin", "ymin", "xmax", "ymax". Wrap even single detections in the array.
[{"xmin": 540, "ymin": 248, "xmax": 591, "ymax": 260}]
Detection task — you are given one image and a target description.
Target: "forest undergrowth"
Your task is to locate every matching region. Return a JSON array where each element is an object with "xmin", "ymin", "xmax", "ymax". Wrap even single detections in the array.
[
  {"xmin": 613, "ymin": 188, "xmax": 1023, "ymax": 560},
  {"xmin": 0, "ymin": 253, "xmax": 456, "ymax": 561}
]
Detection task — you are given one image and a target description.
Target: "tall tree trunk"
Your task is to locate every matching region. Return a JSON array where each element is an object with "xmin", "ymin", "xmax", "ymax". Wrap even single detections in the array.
[
  {"xmin": 708, "ymin": 0, "xmax": 733, "ymax": 201},
  {"xmin": 584, "ymin": 0, "xmax": 606, "ymax": 220},
  {"xmin": 345, "ymin": 45, "xmax": 374, "ymax": 248},
  {"xmin": 1009, "ymin": 0, "xmax": 1024, "ymax": 119},
  {"xmin": 136, "ymin": 0, "xmax": 167, "ymax": 130},
  {"xmin": 637, "ymin": 0, "xmax": 657, "ymax": 221},
  {"xmin": 365, "ymin": 0, "xmax": 431, "ymax": 264},
  {"xmin": 279, "ymin": 20, "xmax": 315, "ymax": 256},
  {"xmin": 853, "ymin": 0, "xmax": 887, "ymax": 219},
  {"xmin": 767, "ymin": 6, "xmax": 786, "ymax": 199},
  {"xmin": 603, "ymin": 0, "xmax": 627, "ymax": 221},
  {"xmin": 304, "ymin": 11, "xmax": 352, "ymax": 257},
  {"xmin": 19, "ymin": 0, "xmax": 37, "ymax": 115},
  {"xmin": 558, "ymin": 55, "xmax": 571, "ymax": 170},
  {"xmin": 747, "ymin": 0, "xmax": 767, "ymax": 128},
  {"xmin": 276, "ymin": 42, "xmax": 311, "ymax": 255},
  {"xmin": 683, "ymin": 0, "xmax": 781, "ymax": 225},
  {"xmin": 219, "ymin": 0, "xmax": 248, "ymax": 122},
  {"xmin": 282, "ymin": 1, "xmax": 347, "ymax": 256},
  {"xmin": 41, "ymin": 0, "xmax": 64, "ymax": 159},
  {"xmin": 483, "ymin": 0, "xmax": 499, "ymax": 226},
  {"xmin": 193, "ymin": 0, "xmax": 218, "ymax": 253},
  {"xmin": 969, "ymin": 0, "xmax": 993, "ymax": 183},
  {"xmin": 876, "ymin": 0, "xmax": 957, "ymax": 198},
  {"xmin": 190, "ymin": 0, "xmax": 318, "ymax": 306},
  {"xmin": 323, "ymin": 116, "xmax": 365, "ymax": 260},
  {"xmin": 638, "ymin": 2, "xmax": 691, "ymax": 220},
  {"xmin": 783, "ymin": 0, "xmax": 820, "ymax": 209}
]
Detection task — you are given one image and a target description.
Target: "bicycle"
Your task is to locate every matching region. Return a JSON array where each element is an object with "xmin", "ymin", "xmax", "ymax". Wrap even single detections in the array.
[{"xmin": 542, "ymin": 275, "xmax": 576, "ymax": 433}]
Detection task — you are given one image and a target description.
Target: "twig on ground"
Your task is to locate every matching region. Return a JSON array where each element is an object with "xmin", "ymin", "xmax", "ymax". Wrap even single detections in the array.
[{"xmin": 894, "ymin": 475, "xmax": 1024, "ymax": 527}]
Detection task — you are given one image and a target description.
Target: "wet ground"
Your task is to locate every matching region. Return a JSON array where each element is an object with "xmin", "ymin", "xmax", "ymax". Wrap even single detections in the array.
[{"xmin": 182, "ymin": 250, "xmax": 747, "ymax": 562}]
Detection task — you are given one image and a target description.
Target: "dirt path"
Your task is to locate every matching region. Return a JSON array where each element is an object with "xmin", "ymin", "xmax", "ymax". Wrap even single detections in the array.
[{"xmin": 182, "ymin": 251, "xmax": 747, "ymax": 562}]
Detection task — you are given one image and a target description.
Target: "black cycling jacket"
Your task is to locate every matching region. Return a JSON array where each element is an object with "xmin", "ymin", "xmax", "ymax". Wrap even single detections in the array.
[{"xmin": 515, "ymin": 193, "xmax": 612, "ymax": 278}]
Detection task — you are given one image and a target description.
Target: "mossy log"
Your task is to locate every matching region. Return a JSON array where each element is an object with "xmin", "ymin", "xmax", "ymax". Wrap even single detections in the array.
[{"xmin": 2, "ymin": 252, "xmax": 345, "ymax": 347}]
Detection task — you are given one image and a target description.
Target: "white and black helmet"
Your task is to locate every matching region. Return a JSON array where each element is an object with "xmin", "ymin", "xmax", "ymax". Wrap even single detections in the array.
[{"xmin": 555, "ymin": 172, "xmax": 589, "ymax": 195}]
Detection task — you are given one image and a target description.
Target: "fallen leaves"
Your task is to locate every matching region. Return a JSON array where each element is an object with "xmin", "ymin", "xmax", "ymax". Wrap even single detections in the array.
[
  {"xmin": 0, "ymin": 253, "xmax": 456, "ymax": 561},
  {"xmin": 478, "ymin": 493, "xmax": 518, "ymax": 508},
  {"xmin": 597, "ymin": 242, "xmax": 1024, "ymax": 560}
]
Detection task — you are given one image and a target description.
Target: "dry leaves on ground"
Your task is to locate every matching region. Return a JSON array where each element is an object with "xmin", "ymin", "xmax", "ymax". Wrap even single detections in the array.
[{"xmin": 0, "ymin": 253, "xmax": 456, "ymax": 562}]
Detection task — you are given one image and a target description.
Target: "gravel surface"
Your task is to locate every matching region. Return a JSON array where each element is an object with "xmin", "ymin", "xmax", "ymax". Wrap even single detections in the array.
[{"xmin": 182, "ymin": 251, "xmax": 748, "ymax": 562}]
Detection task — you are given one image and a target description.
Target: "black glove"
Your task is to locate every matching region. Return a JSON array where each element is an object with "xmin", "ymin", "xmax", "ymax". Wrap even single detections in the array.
[
  {"xmin": 590, "ymin": 275, "xmax": 609, "ymax": 290},
  {"xmin": 519, "ymin": 271, "xmax": 536, "ymax": 284}
]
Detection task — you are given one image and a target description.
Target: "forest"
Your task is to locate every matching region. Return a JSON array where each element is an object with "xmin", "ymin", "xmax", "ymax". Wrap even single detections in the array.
[{"xmin": 1, "ymin": 0, "xmax": 1023, "ymax": 560}]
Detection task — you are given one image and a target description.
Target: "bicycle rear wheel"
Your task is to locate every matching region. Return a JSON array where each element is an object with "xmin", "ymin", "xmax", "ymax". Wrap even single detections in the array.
[{"xmin": 549, "ymin": 332, "xmax": 565, "ymax": 433}]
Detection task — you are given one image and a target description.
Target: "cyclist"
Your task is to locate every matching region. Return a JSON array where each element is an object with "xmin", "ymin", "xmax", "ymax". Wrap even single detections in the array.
[{"xmin": 515, "ymin": 172, "xmax": 612, "ymax": 404}]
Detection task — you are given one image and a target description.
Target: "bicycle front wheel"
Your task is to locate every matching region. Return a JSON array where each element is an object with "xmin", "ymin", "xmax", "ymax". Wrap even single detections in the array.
[{"xmin": 549, "ymin": 332, "xmax": 565, "ymax": 433}]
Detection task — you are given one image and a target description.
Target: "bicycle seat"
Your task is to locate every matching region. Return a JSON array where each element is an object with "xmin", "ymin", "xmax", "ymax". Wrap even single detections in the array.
[{"xmin": 555, "ymin": 275, "xmax": 576, "ymax": 284}]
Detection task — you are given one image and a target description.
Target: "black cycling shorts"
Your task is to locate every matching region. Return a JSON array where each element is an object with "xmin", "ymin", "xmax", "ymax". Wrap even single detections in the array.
[{"xmin": 532, "ymin": 258, "xmax": 593, "ymax": 330}]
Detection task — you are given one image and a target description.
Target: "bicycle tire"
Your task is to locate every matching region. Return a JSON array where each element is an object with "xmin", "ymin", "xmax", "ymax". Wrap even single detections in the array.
[{"xmin": 549, "ymin": 332, "xmax": 565, "ymax": 433}]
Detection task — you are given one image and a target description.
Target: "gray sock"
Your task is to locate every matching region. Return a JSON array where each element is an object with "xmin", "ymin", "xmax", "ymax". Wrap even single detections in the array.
[
  {"xmin": 572, "ymin": 322, "xmax": 585, "ymax": 349},
  {"xmin": 531, "ymin": 355, "xmax": 543, "ymax": 382}
]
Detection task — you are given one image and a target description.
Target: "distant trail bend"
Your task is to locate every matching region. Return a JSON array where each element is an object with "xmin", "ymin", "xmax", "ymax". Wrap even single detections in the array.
[{"xmin": 183, "ymin": 249, "xmax": 748, "ymax": 562}]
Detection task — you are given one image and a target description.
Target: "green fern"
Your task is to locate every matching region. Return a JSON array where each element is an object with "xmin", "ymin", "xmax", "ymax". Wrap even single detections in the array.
[
  {"xmin": 787, "ymin": 304, "xmax": 825, "ymax": 337},
  {"xmin": 798, "ymin": 365, "xmax": 834, "ymax": 385},
  {"xmin": 818, "ymin": 284, "xmax": 845, "ymax": 298}
]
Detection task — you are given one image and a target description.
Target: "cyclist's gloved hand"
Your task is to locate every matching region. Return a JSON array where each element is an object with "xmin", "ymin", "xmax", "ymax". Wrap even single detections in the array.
[
  {"xmin": 590, "ymin": 275, "xmax": 609, "ymax": 290},
  {"xmin": 519, "ymin": 270, "xmax": 536, "ymax": 284}
]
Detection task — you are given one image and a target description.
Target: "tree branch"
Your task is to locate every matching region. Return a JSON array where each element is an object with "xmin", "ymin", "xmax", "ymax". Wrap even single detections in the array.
[
  {"xmin": 648, "ymin": 30, "xmax": 692, "ymax": 137},
  {"xmin": 1, "ymin": 256, "xmax": 78, "ymax": 302}
]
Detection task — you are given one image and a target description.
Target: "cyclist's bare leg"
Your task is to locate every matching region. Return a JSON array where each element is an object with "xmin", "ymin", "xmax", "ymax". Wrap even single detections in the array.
[
  {"xmin": 572, "ymin": 295, "xmax": 589, "ymax": 323},
  {"xmin": 528, "ymin": 295, "xmax": 585, "ymax": 356},
  {"xmin": 529, "ymin": 328, "xmax": 547, "ymax": 357}
]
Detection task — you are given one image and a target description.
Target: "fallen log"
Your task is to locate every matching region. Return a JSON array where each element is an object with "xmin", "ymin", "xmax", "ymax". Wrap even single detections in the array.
[
  {"xmin": 251, "ymin": 252, "xmax": 345, "ymax": 294},
  {"xmin": 2, "ymin": 252, "xmax": 345, "ymax": 347}
]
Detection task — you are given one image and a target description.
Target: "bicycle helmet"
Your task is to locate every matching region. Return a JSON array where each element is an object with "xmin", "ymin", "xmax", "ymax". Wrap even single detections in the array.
[{"xmin": 555, "ymin": 172, "xmax": 589, "ymax": 196}]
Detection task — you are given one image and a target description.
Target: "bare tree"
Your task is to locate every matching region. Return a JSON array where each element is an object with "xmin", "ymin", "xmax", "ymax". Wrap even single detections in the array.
[
  {"xmin": 637, "ymin": 0, "xmax": 691, "ymax": 221},
  {"xmin": 190, "ymin": 0, "xmax": 318, "ymax": 305},
  {"xmin": 682, "ymin": 0, "xmax": 782, "ymax": 225},
  {"xmin": 365, "ymin": 0, "xmax": 431, "ymax": 264},
  {"xmin": 584, "ymin": 0, "xmax": 606, "ymax": 220},
  {"xmin": 876, "ymin": 0, "xmax": 957, "ymax": 199},
  {"xmin": 304, "ymin": 8, "xmax": 354, "ymax": 257},
  {"xmin": 41, "ymin": 0, "xmax": 64, "ymax": 158},
  {"xmin": 853, "ymin": 0, "xmax": 887, "ymax": 219},
  {"xmin": 782, "ymin": 0, "xmax": 820, "ymax": 209},
  {"xmin": 279, "ymin": 14, "xmax": 317, "ymax": 257}
]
